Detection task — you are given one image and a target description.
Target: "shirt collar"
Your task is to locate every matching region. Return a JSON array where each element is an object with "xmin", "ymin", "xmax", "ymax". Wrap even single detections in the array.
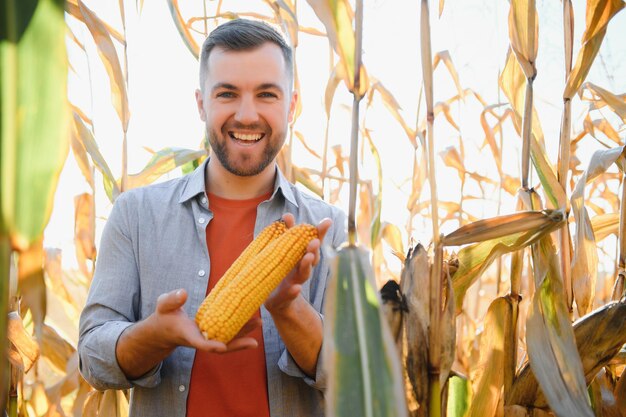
[{"xmin": 178, "ymin": 157, "xmax": 299, "ymax": 208}]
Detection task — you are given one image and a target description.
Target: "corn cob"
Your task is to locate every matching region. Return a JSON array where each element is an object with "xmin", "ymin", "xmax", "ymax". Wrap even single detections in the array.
[
  {"xmin": 200, "ymin": 220, "xmax": 287, "ymax": 309},
  {"xmin": 196, "ymin": 223, "xmax": 318, "ymax": 343}
]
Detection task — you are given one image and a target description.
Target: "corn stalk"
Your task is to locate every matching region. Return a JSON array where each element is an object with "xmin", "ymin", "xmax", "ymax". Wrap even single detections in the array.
[
  {"xmin": 614, "ymin": 173, "xmax": 626, "ymax": 300},
  {"xmin": 419, "ymin": 1, "xmax": 444, "ymax": 415},
  {"xmin": 556, "ymin": 0, "xmax": 574, "ymax": 313}
]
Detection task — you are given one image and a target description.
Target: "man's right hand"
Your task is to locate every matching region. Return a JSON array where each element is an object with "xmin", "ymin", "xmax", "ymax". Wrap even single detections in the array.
[{"xmin": 116, "ymin": 288, "xmax": 260, "ymax": 380}]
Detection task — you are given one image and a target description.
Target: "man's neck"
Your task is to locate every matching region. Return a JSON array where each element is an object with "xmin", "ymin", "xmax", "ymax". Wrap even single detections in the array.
[{"xmin": 205, "ymin": 158, "xmax": 276, "ymax": 200}]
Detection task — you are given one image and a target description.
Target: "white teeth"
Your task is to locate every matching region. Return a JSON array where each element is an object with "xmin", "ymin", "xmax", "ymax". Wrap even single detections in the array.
[{"xmin": 232, "ymin": 132, "xmax": 262, "ymax": 141}]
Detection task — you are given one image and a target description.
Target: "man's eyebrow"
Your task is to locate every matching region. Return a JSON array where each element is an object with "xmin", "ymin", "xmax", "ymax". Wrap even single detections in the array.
[
  {"xmin": 257, "ymin": 83, "xmax": 284, "ymax": 92},
  {"xmin": 211, "ymin": 82, "xmax": 238, "ymax": 92}
]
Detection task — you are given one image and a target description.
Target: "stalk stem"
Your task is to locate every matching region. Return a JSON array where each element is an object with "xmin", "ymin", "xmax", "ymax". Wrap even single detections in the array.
[
  {"xmin": 347, "ymin": 0, "xmax": 364, "ymax": 246},
  {"xmin": 614, "ymin": 174, "xmax": 626, "ymax": 300},
  {"xmin": 520, "ymin": 78, "xmax": 534, "ymax": 191}
]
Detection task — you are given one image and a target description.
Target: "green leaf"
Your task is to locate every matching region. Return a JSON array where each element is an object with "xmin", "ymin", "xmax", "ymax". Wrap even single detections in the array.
[
  {"xmin": 447, "ymin": 375, "xmax": 471, "ymax": 417},
  {"xmin": 324, "ymin": 245, "xmax": 408, "ymax": 417},
  {"xmin": 1, "ymin": 0, "xmax": 69, "ymax": 250}
]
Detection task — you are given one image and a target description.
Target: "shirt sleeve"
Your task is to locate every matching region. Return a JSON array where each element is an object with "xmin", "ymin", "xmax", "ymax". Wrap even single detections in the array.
[
  {"xmin": 276, "ymin": 206, "xmax": 347, "ymax": 391},
  {"xmin": 78, "ymin": 192, "xmax": 162, "ymax": 390}
]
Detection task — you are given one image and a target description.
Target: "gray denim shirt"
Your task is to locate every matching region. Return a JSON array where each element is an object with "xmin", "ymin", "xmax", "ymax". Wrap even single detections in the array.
[{"xmin": 78, "ymin": 159, "xmax": 347, "ymax": 417}]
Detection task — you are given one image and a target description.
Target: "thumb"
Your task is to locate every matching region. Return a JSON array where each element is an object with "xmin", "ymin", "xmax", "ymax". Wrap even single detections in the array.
[{"xmin": 157, "ymin": 289, "xmax": 187, "ymax": 313}]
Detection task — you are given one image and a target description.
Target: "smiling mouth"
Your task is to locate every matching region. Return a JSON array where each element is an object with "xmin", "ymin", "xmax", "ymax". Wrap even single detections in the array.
[{"xmin": 229, "ymin": 132, "xmax": 265, "ymax": 143}]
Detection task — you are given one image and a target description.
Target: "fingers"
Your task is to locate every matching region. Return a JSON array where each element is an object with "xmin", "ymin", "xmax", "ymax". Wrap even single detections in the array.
[
  {"xmin": 236, "ymin": 317, "xmax": 262, "ymax": 337},
  {"xmin": 156, "ymin": 289, "xmax": 187, "ymax": 314},
  {"xmin": 316, "ymin": 218, "xmax": 332, "ymax": 242},
  {"xmin": 281, "ymin": 213, "xmax": 295, "ymax": 228},
  {"xmin": 226, "ymin": 337, "xmax": 259, "ymax": 352}
]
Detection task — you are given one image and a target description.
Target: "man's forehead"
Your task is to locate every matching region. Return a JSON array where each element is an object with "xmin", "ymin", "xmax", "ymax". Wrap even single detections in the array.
[{"xmin": 203, "ymin": 44, "xmax": 291, "ymax": 89}]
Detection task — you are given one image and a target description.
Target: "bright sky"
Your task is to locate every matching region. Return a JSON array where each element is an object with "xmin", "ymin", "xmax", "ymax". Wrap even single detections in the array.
[{"xmin": 47, "ymin": 1, "xmax": 626, "ymax": 273}]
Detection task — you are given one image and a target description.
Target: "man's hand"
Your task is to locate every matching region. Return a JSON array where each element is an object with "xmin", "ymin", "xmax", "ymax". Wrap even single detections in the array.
[
  {"xmin": 152, "ymin": 289, "xmax": 259, "ymax": 352},
  {"xmin": 262, "ymin": 214, "xmax": 332, "ymax": 377},
  {"xmin": 116, "ymin": 288, "xmax": 260, "ymax": 380},
  {"xmin": 264, "ymin": 214, "xmax": 332, "ymax": 314}
]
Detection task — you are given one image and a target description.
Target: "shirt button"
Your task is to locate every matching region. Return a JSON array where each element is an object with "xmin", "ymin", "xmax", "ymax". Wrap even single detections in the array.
[
  {"xmin": 198, "ymin": 269, "xmax": 206, "ymax": 277},
  {"xmin": 179, "ymin": 385, "xmax": 185, "ymax": 392},
  {"xmin": 201, "ymin": 197, "xmax": 207, "ymax": 205},
  {"xmin": 198, "ymin": 217, "xmax": 206, "ymax": 224}
]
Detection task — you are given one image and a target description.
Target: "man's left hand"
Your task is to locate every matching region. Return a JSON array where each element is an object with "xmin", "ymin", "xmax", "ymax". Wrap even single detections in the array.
[{"xmin": 264, "ymin": 213, "xmax": 332, "ymax": 314}]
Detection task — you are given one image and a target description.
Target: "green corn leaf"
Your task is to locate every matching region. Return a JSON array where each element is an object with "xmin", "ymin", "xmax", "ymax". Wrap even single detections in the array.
[
  {"xmin": 1, "ymin": 0, "xmax": 69, "ymax": 250},
  {"xmin": 447, "ymin": 375, "xmax": 471, "ymax": 417},
  {"xmin": 324, "ymin": 245, "xmax": 408, "ymax": 417}
]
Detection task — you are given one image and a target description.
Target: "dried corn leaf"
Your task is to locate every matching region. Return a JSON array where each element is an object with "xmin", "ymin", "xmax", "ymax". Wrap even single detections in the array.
[
  {"xmin": 563, "ymin": 0, "xmax": 624, "ymax": 99},
  {"xmin": 511, "ymin": 301, "xmax": 626, "ymax": 408},
  {"xmin": 306, "ymin": 0, "xmax": 366, "ymax": 95},
  {"xmin": 127, "ymin": 147, "xmax": 206, "ymax": 189},
  {"xmin": 294, "ymin": 131, "xmax": 321, "ymax": 159},
  {"xmin": 83, "ymin": 390, "xmax": 129, "ymax": 417},
  {"xmin": 443, "ymin": 210, "xmax": 563, "ymax": 247},
  {"xmin": 440, "ymin": 268, "xmax": 456, "ymax": 387},
  {"xmin": 591, "ymin": 213, "xmax": 619, "ymax": 242},
  {"xmin": 7, "ymin": 311, "xmax": 39, "ymax": 373},
  {"xmin": 266, "ymin": 0, "xmax": 299, "ymax": 47},
  {"xmin": 292, "ymin": 167, "xmax": 323, "ymax": 198},
  {"xmin": 571, "ymin": 146, "xmax": 626, "ymax": 316},
  {"xmin": 325, "ymin": 245, "xmax": 408, "ymax": 417},
  {"xmin": 508, "ymin": 0, "xmax": 538, "ymax": 79},
  {"xmin": 369, "ymin": 80, "xmax": 415, "ymax": 144},
  {"xmin": 72, "ymin": 112, "xmax": 120, "ymax": 201},
  {"xmin": 41, "ymin": 324, "xmax": 76, "ymax": 375},
  {"xmin": 73, "ymin": 0, "xmax": 130, "ymax": 131},
  {"xmin": 590, "ymin": 368, "xmax": 622, "ymax": 416},
  {"xmin": 380, "ymin": 223, "xmax": 404, "ymax": 258},
  {"xmin": 44, "ymin": 248, "xmax": 78, "ymax": 312},
  {"xmin": 433, "ymin": 51, "xmax": 463, "ymax": 98},
  {"xmin": 167, "ymin": 0, "xmax": 200, "ymax": 58},
  {"xmin": 401, "ymin": 244, "xmax": 430, "ymax": 415},
  {"xmin": 18, "ymin": 238, "xmax": 47, "ymax": 335},
  {"xmin": 583, "ymin": 83, "xmax": 626, "ymax": 121},
  {"xmin": 524, "ymin": 235, "xmax": 593, "ymax": 417},
  {"xmin": 467, "ymin": 297, "xmax": 511, "ymax": 417},
  {"xmin": 324, "ymin": 64, "xmax": 343, "ymax": 118},
  {"xmin": 70, "ymin": 119, "xmax": 94, "ymax": 186},
  {"xmin": 616, "ymin": 366, "xmax": 626, "ymax": 412},
  {"xmin": 74, "ymin": 193, "xmax": 96, "ymax": 278},
  {"xmin": 450, "ymin": 212, "xmax": 563, "ymax": 314},
  {"xmin": 500, "ymin": 49, "xmax": 565, "ymax": 209}
]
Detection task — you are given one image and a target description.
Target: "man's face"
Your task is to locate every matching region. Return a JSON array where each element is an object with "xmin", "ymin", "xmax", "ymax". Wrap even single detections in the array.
[{"xmin": 195, "ymin": 43, "xmax": 296, "ymax": 177}]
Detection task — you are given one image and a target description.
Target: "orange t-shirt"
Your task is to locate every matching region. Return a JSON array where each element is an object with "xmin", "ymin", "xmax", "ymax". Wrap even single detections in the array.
[{"xmin": 186, "ymin": 192, "xmax": 272, "ymax": 417}]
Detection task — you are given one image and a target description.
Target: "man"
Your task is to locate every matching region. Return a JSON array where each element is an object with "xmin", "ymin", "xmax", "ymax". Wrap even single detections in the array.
[{"xmin": 78, "ymin": 19, "xmax": 346, "ymax": 417}]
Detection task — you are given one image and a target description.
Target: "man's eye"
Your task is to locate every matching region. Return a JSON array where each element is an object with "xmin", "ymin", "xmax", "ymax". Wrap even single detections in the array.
[
  {"xmin": 259, "ymin": 92, "xmax": 278, "ymax": 98},
  {"xmin": 216, "ymin": 92, "xmax": 235, "ymax": 98}
]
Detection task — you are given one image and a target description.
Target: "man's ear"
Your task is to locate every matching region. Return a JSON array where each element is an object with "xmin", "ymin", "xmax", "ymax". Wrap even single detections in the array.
[
  {"xmin": 195, "ymin": 89, "xmax": 206, "ymax": 122},
  {"xmin": 288, "ymin": 90, "xmax": 298, "ymax": 123}
]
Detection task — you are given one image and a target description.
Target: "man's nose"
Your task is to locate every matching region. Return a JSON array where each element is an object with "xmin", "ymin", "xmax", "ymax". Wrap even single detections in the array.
[{"xmin": 234, "ymin": 96, "xmax": 259, "ymax": 124}]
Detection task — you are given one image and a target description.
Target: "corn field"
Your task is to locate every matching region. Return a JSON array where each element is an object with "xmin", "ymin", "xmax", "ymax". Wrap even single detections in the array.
[{"xmin": 2, "ymin": 0, "xmax": 626, "ymax": 416}]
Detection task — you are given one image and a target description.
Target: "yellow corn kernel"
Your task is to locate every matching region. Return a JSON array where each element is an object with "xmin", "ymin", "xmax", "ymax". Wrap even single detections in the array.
[
  {"xmin": 195, "ymin": 220, "xmax": 286, "ymax": 332},
  {"xmin": 196, "ymin": 223, "xmax": 318, "ymax": 343}
]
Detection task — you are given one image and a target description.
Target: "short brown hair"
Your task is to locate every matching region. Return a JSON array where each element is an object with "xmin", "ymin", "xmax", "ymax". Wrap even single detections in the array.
[{"xmin": 199, "ymin": 19, "xmax": 293, "ymax": 91}]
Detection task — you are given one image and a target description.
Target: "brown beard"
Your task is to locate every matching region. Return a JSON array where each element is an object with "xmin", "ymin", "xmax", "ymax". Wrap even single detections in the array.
[{"xmin": 207, "ymin": 127, "xmax": 284, "ymax": 176}]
